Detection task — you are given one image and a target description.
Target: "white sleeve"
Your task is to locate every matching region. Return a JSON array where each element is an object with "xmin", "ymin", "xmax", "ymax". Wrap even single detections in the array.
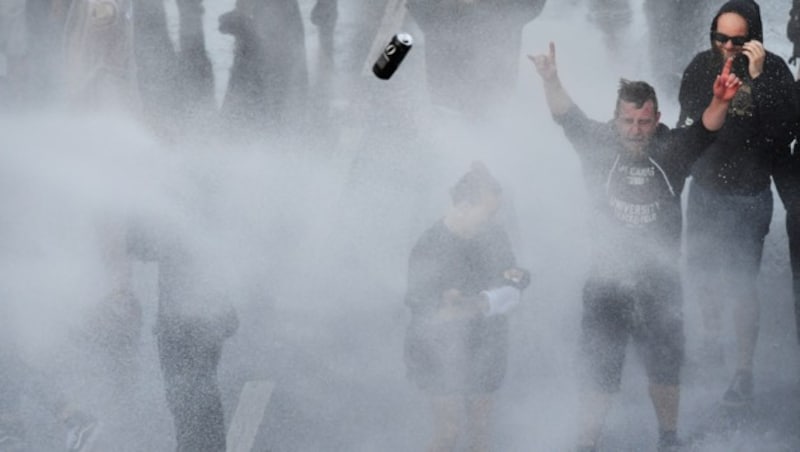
[{"xmin": 481, "ymin": 286, "xmax": 521, "ymax": 316}]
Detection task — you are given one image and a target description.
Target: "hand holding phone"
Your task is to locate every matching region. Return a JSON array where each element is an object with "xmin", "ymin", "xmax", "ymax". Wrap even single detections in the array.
[{"xmin": 741, "ymin": 40, "xmax": 765, "ymax": 79}]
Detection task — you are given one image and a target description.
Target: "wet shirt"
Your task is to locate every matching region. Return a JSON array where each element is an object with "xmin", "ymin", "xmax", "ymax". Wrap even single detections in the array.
[
  {"xmin": 555, "ymin": 106, "xmax": 716, "ymax": 260},
  {"xmin": 405, "ymin": 220, "xmax": 515, "ymax": 318}
]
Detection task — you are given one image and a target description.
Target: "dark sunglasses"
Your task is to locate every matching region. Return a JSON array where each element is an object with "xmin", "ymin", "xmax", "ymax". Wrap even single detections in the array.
[{"xmin": 710, "ymin": 31, "xmax": 748, "ymax": 46}]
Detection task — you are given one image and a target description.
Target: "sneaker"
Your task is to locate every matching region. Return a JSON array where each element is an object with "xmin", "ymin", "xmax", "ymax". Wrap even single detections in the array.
[
  {"xmin": 722, "ymin": 370, "xmax": 753, "ymax": 407},
  {"xmin": 63, "ymin": 411, "xmax": 99, "ymax": 452}
]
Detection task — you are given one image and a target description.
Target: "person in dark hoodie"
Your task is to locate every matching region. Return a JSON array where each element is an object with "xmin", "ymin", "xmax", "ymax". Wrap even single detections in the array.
[
  {"xmin": 677, "ymin": 0, "xmax": 797, "ymax": 408},
  {"xmin": 784, "ymin": 1, "xmax": 800, "ymax": 350},
  {"xmin": 531, "ymin": 42, "xmax": 740, "ymax": 452}
]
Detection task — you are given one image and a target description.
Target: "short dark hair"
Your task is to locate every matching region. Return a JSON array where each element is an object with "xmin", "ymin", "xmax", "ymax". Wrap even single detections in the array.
[
  {"xmin": 450, "ymin": 162, "xmax": 502, "ymax": 205},
  {"xmin": 615, "ymin": 79, "xmax": 658, "ymax": 116}
]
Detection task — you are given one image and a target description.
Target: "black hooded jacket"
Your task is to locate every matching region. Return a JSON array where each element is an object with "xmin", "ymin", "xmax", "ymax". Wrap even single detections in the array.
[{"xmin": 677, "ymin": 0, "xmax": 796, "ymax": 196}]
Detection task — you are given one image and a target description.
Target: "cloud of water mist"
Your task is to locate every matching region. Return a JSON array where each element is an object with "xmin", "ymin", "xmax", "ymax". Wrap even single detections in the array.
[{"xmin": 2, "ymin": 1, "xmax": 799, "ymax": 451}]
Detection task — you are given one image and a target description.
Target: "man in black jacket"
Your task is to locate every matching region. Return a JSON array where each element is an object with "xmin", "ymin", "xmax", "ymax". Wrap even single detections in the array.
[
  {"xmin": 677, "ymin": 0, "xmax": 797, "ymax": 408},
  {"xmin": 784, "ymin": 0, "xmax": 800, "ymax": 350},
  {"xmin": 531, "ymin": 42, "xmax": 740, "ymax": 452}
]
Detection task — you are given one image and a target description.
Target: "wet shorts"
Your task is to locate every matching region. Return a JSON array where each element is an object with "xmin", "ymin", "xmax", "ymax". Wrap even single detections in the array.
[{"xmin": 580, "ymin": 267, "xmax": 685, "ymax": 392}]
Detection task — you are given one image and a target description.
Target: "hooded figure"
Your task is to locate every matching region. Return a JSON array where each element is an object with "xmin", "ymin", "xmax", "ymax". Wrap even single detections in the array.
[{"xmin": 677, "ymin": 0, "xmax": 797, "ymax": 408}]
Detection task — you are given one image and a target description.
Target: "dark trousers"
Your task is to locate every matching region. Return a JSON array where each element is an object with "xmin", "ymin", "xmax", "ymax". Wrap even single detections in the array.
[
  {"xmin": 157, "ymin": 321, "xmax": 226, "ymax": 452},
  {"xmin": 787, "ymin": 211, "xmax": 800, "ymax": 343}
]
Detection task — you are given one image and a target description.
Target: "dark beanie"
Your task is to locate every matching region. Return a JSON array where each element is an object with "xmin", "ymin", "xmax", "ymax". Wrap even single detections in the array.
[{"xmin": 710, "ymin": 0, "xmax": 763, "ymax": 43}]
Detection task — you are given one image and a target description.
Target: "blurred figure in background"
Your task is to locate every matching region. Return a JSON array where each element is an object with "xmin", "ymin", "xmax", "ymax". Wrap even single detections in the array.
[
  {"xmin": 62, "ymin": 0, "xmax": 139, "ymax": 111},
  {"xmin": 130, "ymin": 178, "xmax": 240, "ymax": 452},
  {"xmin": 132, "ymin": 0, "xmax": 217, "ymax": 138},
  {"xmin": 406, "ymin": 0, "xmax": 546, "ymax": 116},
  {"xmin": 587, "ymin": 0, "xmax": 715, "ymax": 98},
  {"xmin": 24, "ymin": 0, "xmax": 71, "ymax": 106},
  {"xmin": 132, "ymin": 0, "xmax": 181, "ymax": 137},
  {"xmin": 643, "ymin": 0, "xmax": 716, "ymax": 99},
  {"xmin": 219, "ymin": 0, "xmax": 309, "ymax": 139},
  {"xmin": 174, "ymin": 0, "xmax": 216, "ymax": 116},
  {"xmin": 787, "ymin": 0, "xmax": 800, "ymax": 66},
  {"xmin": 61, "ymin": 0, "xmax": 143, "ymax": 409},
  {"xmin": 586, "ymin": 0, "xmax": 631, "ymax": 58},
  {"xmin": 404, "ymin": 163, "xmax": 530, "ymax": 452},
  {"xmin": 0, "ymin": 300, "xmax": 98, "ymax": 452},
  {"xmin": 0, "ymin": 0, "xmax": 29, "ymax": 106}
]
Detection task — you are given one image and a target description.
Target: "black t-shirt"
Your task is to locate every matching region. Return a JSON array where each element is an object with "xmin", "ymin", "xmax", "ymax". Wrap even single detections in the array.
[
  {"xmin": 556, "ymin": 106, "xmax": 716, "ymax": 263},
  {"xmin": 404, "ymin": 220, "xmax": 515, "ymax": 394},
  {"xmin": 405, "ymin": 220, "xmax": 515, "ymax": 317}
]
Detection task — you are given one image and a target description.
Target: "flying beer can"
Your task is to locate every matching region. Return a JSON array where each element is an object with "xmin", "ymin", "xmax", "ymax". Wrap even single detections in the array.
[{"xmin": 372, "ymin": 33, "xmax": 413, "ymax": 80}]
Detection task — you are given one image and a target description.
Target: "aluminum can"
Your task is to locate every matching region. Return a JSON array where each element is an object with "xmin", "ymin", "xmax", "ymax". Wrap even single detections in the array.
[{"xmin": 372, "ymin": 33, "xmax": 413, "ymax": 80}]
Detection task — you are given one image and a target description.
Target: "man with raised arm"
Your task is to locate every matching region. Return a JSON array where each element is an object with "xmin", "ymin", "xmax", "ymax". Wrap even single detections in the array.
[{"xmin": 530, "ymin": 43, "xmax": 741, "ymax": 452}]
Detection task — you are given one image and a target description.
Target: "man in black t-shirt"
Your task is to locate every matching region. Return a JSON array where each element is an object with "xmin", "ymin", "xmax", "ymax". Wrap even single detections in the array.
[{"xmin": 530, "ymin": 43, "xmax": 740, "ymax": 452}]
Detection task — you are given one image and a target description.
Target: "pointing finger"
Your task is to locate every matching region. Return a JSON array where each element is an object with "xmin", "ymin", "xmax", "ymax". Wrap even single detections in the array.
[{"xmin": 722, "ymin": 56, "xmax": 733, "ymax": 78}]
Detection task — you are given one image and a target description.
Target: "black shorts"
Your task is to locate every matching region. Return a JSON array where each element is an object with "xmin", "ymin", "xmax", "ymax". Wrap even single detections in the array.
[
  {"xmin": 685, "ymin": 182, "xmax": 772, "ymax": 294},
  {"xmin": 580, "ymin": 267, "xmax": 685, "ymax": 392},
  {"xmin": 404, "ymin": 315, "xmax": 508, "ymax": 396}
]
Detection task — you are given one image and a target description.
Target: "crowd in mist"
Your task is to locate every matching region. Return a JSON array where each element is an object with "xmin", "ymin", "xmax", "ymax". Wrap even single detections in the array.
[{"xmin": 2, "ymin": 1, "xmax": 800, "ymax": 452}]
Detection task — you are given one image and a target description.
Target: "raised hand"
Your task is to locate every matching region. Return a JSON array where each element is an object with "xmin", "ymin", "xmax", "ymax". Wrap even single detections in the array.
[
  {"xmin": 528, "ymin": 42, "xmax": 558, "ymax": 82},
  {"xmin": 713, "ymin": 57, "xmax": 743, "ymax": 101},
  {"xmin": 742, "ymin": 40, "xmax": 765, "ymax": 79}
]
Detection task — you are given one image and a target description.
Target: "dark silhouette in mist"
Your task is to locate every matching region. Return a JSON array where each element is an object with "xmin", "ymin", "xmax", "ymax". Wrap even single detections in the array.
[
  {"xmin": 219, "ymin": 0, "xmax": 309, "ymax": 137},
  {"xmin": 406, "ymin": 0, "xmax": 546, "ymax": 115},
  {"xmin": 587, "ymin": 0, "xmax": 716, "ymax": 98},
  {"xmin": 133, "ymin": 0, "xmax": 215, "ymax": 137}
]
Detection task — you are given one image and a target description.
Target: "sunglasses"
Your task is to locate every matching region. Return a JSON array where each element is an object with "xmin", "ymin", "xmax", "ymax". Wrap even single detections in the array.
[{"xmin": 710, "ymin": 31, "xmax": 748, "ymax": 46}]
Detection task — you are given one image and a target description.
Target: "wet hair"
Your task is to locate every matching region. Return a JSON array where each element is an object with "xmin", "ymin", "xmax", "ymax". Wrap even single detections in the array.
[
  {"xmin": 615, "ymin": 79, "xmax": 659, "ymax": 116},
  {"xmin": 450, "ymin": 162, "xmax": 502, "ymax": 205}
]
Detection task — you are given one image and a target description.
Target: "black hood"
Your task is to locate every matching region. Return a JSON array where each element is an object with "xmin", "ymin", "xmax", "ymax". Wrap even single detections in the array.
[{"xmin": 710, "ymin": 0, "xmax": 763, "ymax": 43}]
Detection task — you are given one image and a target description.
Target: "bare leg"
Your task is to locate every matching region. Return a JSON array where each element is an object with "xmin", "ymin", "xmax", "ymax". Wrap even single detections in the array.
[
  {"xmin": 465, "ymin": 394, "xmax": 493, "ymax": 452},
  {"xmin": 428, "ymin": 395, "xmax": 461, "ymax": 452},
  {"xmin": 696, "ymin": 277, "xmax": 725, "ymax": 365},
  {"xmin": 577, "ymin": 390, "xmax": 612, "ymax": 449},
  {"xmin": 649, "ymin": 384, "xmax": 679, "ymax": 433},
  {"xmin": 733, "ymin": 287, "xmax": 760, "ymax": 373}
]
